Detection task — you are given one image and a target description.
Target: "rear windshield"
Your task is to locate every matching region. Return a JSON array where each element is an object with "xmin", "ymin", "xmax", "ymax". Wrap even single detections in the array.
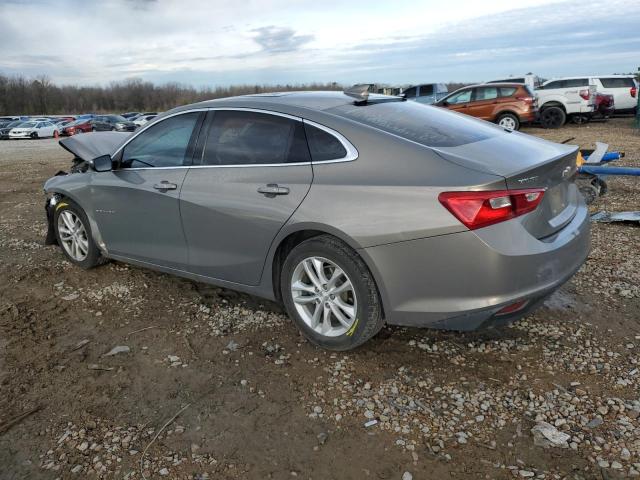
[
  {"xmin": 327, "ymin": 101, "xmax": 498, "ymax": 147},
  {"xmin": 599, "ymin": 77, "xmax": 635, "ymax": 88}
]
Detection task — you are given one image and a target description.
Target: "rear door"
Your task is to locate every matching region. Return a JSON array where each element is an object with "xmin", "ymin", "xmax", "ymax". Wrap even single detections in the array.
[
  {"xmin": 467, "ymin": 86, "xmax": 499, "ymax": 120},
  {"xmin": 91, "ymin": 111, "xmax": 204, "ymax": 269},
  {"xmin": 180, "ymin": 109, "xmax": 313, "ymax": 285}
]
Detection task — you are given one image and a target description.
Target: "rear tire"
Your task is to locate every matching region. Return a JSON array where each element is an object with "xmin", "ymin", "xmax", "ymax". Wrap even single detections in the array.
[
  {"xmin": 540, "ymin": 106, "xmax": 566, "ymax": 129},
  {"xmin": 571, "ymin": 114, "xmax": 590, "ymax": 125},
  {"xmin": 496, "ymin": 113, "xmax": 520, "ymax": 131},
  {"xmin": 53, "ymin": 199, "xmax": 106, "ymax": 269},
  {"xmin": 280, "ymin": 235, "xmax": 384, "ymax": 350}
]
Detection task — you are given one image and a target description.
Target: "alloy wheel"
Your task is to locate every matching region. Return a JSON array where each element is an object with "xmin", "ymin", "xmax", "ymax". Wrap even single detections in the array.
[
  {"xmin": 290, "ymin": 256, "xmax": 357, "ymax": 337},
  {"xmin": 57, "ymin": 210, "xmax": 89, "ymax": 261},
  {"xmin": 498, "ymin": 116, "xmax": 516, "ymax": 130}
]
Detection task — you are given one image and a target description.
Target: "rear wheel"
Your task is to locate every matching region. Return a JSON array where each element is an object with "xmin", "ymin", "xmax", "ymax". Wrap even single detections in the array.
[
  {"xmin": 281, "ymin": 235, "xmax": 384, "ymax": 350},
  {"xmin": 540, "ymin": 106, "xmax": 566, "ymax": 129},
  {"xmin": 571, "ymin": 114, "xmax": 590, "ymax": 125},
  {"xmin": 496, "ymin": 113, "xmax": 519, "ymax": 131},
  {"xmin": 53, "ymin": 200, "xmax": 106, "ymax": 269}
]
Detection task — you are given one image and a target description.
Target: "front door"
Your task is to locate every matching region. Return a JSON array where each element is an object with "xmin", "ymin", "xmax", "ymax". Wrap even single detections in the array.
[
  {"xmin": 90, "ymin": 111, "xmax": 203, "ymax": 269},
  {"xmin": 467, "ymin": 86, "xmax": 499, "ymax": 121},
  {"xmin": 180, "ymin": 109, "xmax": 313, "ymax": 285},
  {"xmin": 444, "ymin": 88, "xmax": 473, "ymax": 114}
]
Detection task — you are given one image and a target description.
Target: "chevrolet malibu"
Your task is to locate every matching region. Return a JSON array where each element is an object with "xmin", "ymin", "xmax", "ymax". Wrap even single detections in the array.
[{"xmin": 43, "ymin": 90, "xmax": 590, "ymax": 350}]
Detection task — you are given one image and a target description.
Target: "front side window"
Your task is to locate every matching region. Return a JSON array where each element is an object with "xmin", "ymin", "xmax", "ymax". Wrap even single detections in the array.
[
  {"xmin": 475, "ymin": 87, "xmax": 498, "ymax": 101},
  {"xmin": 403, "ymin": 87, "xmax": 417, "ymax": 98},
  {"xmin": 202, "ymin": 110, "xmax": 310, "ymax": 166},
  {"xmin": 304, "ymin": 123, "xmax": 347, "ymax": 161},
  {"xmin": 565, "ymin": 78, "xmax": 588, "ymax": 87},
  {"xmin": 121, "ymin": 112, "xmax": 199, "ymax": 168},
  {"xmin": 446, "ymin": 89, "xmax": 472, "ymax": 104}
]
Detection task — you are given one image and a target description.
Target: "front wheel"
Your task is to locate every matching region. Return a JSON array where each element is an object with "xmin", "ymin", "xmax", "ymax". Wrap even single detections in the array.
[
  {"xmin": 30, "ymin": 132, "xmax": 38, "ymax": 139},
  {"xmin": 53, "ymin": 200, "xmax": 106, "ymax": 269},
  {"xmin": 496, "ymin": 113, "xmax": 520, "ymax": 131},
  {"xmin": 281, "ymin": 235, "xmax": 384, "ymax": 350}
]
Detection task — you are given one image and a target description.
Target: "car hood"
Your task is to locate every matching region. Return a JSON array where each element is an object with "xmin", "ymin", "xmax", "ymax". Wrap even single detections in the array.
[{"xmin": 59, "ymin": 131, "xmax": 131, "ymax": 161}]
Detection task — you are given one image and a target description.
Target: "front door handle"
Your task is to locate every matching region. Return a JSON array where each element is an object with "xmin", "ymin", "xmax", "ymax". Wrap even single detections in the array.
[
  {"xmin": 153, "ymin": 181, "xmax": 177, "ymax": 191},
  {"xmin": 257, "ymin": 184, "xmax": 290, "ymax": 197}
]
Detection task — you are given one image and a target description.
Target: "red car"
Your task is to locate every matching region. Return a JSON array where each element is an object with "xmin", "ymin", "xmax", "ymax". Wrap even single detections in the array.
[{"xmin": 62, "ymin": 119, "xmax": 93, "ymax": 136}]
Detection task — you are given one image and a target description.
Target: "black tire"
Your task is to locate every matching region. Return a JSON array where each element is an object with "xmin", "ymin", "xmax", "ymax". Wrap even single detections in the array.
[
  {"xmin": 91, "ymin": 127, "xmax": 97, "ymax": 132},
  {"xmin": 496, "ymin": 112, "xmax": 520, "ymax": 131},
  {"xmin": 280, "ymin": 235, "xmax": 384, "ymax": 350},
  {"xmin": 30, "ymin": 132, "xmax": 38, "ymax": 139},
  {"xmin": 53, "ymin": 199, "xmax": 106, "ymax": 269},
  {"xmin": 540, "ymin": 106, "xmax": 566, "ymax": 129}
]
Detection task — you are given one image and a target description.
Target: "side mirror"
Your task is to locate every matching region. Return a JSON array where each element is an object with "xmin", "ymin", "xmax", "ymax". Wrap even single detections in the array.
[{"xmin": 91, "ymin": 155, "xmax": 113, "ymax": 172}]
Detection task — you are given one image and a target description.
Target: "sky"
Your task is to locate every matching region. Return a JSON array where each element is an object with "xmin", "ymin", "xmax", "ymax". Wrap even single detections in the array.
[{"xmin": 0, "ymin": 0, "xmax": 639, "ymax": 87}]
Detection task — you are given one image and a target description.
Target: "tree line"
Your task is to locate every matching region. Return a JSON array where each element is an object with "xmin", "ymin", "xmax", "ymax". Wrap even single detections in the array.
[{"xmin": 0, "ymin": 74, "xmax": 343, "ymax": 116}]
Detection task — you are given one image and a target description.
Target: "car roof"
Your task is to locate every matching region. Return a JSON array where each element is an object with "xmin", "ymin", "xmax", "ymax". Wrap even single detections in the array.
[
  {"xmin": 457, "ymin": 83, "xmax": 524, "ymax": 89},
  {"xmin": 174, "ymin": 91, "xmax": 398, "ymax": 114}
]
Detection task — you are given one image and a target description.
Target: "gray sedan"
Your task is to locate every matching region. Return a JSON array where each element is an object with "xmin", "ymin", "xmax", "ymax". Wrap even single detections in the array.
[{"xmin": 44, "ymin": 90, "xmax": 590, "ymax": 350}]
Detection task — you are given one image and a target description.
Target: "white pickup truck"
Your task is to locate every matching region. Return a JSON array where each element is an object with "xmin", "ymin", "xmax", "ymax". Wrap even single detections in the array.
[{"xmin": 535, "ymin": 78, "xmax": 597, "ymax": 128}]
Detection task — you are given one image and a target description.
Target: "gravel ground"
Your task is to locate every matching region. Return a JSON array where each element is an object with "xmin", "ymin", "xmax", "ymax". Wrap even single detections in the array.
[{"xmin": 0, "ymin": 117, "xmax": 639, "ymax": 480}]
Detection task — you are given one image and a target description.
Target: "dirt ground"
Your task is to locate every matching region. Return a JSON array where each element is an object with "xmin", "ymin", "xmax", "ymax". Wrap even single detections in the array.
[{"xmin": 1, "ymin": 118, "xmax": 639, "ymax": 480}]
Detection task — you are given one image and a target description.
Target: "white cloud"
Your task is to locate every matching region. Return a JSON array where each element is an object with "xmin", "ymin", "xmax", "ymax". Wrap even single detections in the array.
[{"xmin": 0, "ymin": 0, "xmax": 638, "ymax": 85}]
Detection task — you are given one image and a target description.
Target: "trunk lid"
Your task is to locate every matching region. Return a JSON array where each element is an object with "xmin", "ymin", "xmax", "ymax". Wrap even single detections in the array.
[{"xmin": 432, "ymin": 130, "xmax": 580, "ymax": 239}]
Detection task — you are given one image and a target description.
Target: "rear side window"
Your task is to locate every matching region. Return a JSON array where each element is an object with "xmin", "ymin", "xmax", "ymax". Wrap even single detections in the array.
[
  {"xmin": 202, "ymin": 110, "xmax": 310, "ymax": 166},
  {"xmin": 304, "ymin": 124, "xmax": 347, "ymax": 161},
  {"xmin": 600, "ymin": 77, "xmax": 635, "ymax": 88},
  {"xmin": 328, "ymin": 100, "xmax": 497, "ymax": 148},
  {"xmin": 419, "ymin": 85, "xmax": 434, "ymax": 96},
  {"xmin": 499, "ymin": 87, "xmax": 517, "ymax": 97},
  {"xmin": 121, "ymin": 112, "xmax": 199, "ymax": 168},
  {"xmin": 475, "ymin": 87, "xmax": 498, "ymax": 100}
]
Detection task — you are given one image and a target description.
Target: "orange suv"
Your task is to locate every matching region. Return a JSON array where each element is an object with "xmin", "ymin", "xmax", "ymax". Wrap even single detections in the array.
[{"xmin": 434, "ymin": 83, "xmax": 536, "ymax": 130}]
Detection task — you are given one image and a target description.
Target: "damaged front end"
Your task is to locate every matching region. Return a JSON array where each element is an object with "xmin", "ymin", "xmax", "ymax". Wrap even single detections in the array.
[{"xmin": 44, "ymin": 192, "xmax": 63, "ymax": 245}]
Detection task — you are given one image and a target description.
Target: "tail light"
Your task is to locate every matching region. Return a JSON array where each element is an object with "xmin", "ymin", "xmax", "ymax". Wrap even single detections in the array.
[
  {"xmin": 631, "ymin": 86, "xmax": 637, "ymax": 98},
  {"xmin": 495, "ymin": 299, "xmax": 529, "ymax": 316},
  {"xmin": 516, "ymin": 96, "xmax": 535, "ymax": 105},
  {"xmin": 579, "ymin": 89, "xmax": 590, "ymax": 101},
  {"xmin": 438, "ymin": 189, "xmax": 546, "ymax": 230}
]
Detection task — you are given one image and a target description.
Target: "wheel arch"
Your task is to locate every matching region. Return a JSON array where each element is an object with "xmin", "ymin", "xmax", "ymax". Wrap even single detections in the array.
[
  {"xmin": 539, "ymin": 101, "xmax": 566, "ymax": 112},
  {"xmin": 264, "ymin": 223, "xmax": 388, "ymax": 318}
]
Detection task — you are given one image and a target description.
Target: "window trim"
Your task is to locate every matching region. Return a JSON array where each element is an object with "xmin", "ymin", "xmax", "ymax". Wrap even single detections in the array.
[{"xmin": 110, "ymin": 107, "xmax": 358, "ymax": 170}]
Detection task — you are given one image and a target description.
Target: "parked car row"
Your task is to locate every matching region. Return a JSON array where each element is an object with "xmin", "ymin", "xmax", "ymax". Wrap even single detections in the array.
[
  {"xmin": 398, "ymin": 74, "xmax": 637, "ymax": 130},
  {"xmin": 0, "ymin": 111, "xmax": 160, "ymax": 139}
]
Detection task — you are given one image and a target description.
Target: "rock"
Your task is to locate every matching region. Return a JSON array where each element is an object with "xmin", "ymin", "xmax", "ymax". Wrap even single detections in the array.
[
  {"xmin": 519, "ymin": 471, "xmax": 535, "ymax": 478},
  {"xmin": 77, "ymin": 441, "xmax": 89, "ymax": 452},
  {"xmin": 531, "ymin": 422, "xmax": 570, "ymax": 449},
  {"xmin": 317, "ymin": 432, "xmax": 328, "ymax": 445},
  {"xmin": 71, "ymin": 465, "xmax": 82, "ymax": 473},
  {"xmin": 159, "ymin": 467, "xmax": 169, "ymax": 475},
  {"xmin": 226, "ymin": 340, "xmax": 239, "ymax": 351},
  {"xmin": 597, "ymin": 406, "xmax": 609, "ymax": 416},
  {"xmin": 62, "ymin": 293, "xmax": 79, "ymax": 301},
  {"xmin": 167, "ymin": 355, "xmax": 180, "ymax": 363},
  {"xmin": 586, "ymin": 417, "xmax": 603, "ymax": 429},
  {"xmin": 402, "ymin": 472, "xmax": 413, "ymax": 480},
  {"xmin": 313, "ymin": 406, "xmax": 322, "ymax": 414},
  {"xmin": 103, "ymin": 345, "xmax": 130, "ymax": 356},
  {"xmin": 598, "ymin": 460, "xmax": 610, "ymax": 468},
  {"xmin": 611, "ymin": 461, "xmax": 623, "ymax": 469},
  {"xmin": 621, "ymin": 448, "xmax": 631, "ymax": 461}
]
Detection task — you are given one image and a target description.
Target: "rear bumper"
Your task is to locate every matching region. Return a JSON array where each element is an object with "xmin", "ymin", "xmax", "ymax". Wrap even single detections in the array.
[{"xmin": 364, "ymin": 201, "xmax": 590, "ymax": 330}]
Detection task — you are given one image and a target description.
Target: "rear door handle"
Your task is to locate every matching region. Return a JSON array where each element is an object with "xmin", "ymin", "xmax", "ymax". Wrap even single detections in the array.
[
  {"xmin": 153, "ymin": 181, "xmax": 177, "ymax": 191},
  {"xmin": 257, "ymin": 184, "xmax": 290, "ymax": 197}
]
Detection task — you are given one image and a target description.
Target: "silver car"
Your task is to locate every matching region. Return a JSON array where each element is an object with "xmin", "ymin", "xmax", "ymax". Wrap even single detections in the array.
[{"xmin": 44, "ymin": 91, "xmax": 590, "ymax": 350}]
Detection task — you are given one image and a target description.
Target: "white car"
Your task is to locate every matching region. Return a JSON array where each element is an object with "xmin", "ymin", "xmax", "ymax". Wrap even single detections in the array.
[
  {"xmin": 591, "ymin": 75, "xmax": 637, "ymax": 112},
  {"xmin": 8, "ymin": 121, "xmax": 59, "ymax": 139},
  {"xmin": 487, "ymin": 74, "xmax": 542, "ymax": 91},
  {"xmin": 133, "ymin": 114, "xmax": 156, "ymax": 127},
  {"xmin": 535, "ymin": 78, "xmax": 597, "ymax": 128}
]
